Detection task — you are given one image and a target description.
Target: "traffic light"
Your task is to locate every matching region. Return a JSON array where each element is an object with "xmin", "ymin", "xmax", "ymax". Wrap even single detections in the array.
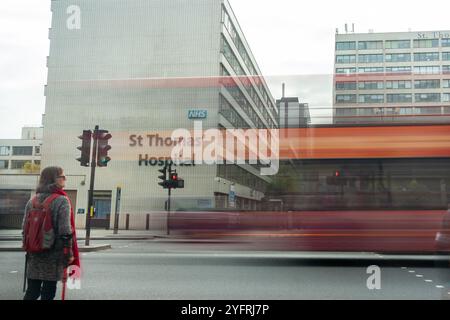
[
  {"xmin": 77, "ymin": 130, "xmax": 92, "ymax": 167},
  {"xmin": 168, "ymin": 171, "xmax": 185, "ymax": 189},
  {"xmin": 158, "ymin": 166, "xmax": 169, "ymax": 189},
  {"xmin": 96, "ymin": 130, "xmax": 112, "ymax": 167},
  {"xmin": 169, "ymin": 172, "xmax": 178, "ymax": 189},
  {"xmin": 327, "ymin": 170, "xmax": 343, "ymax": 186}
]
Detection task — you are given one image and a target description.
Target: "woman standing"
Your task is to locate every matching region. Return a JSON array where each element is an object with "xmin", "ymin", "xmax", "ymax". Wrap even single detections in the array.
[{"xmin": 22, "ymin": 166, "xmax": 80, "ymax": 300}]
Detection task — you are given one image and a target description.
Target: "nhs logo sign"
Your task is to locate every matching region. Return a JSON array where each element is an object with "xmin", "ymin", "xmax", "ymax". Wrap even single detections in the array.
[{"xmin": 188, "ymin": 110, "xmax": 208, "ymax": 119}]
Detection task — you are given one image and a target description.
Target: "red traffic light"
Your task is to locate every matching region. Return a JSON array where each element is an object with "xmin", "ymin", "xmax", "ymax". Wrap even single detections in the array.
[{"xmin": 335, "ymin": 171, "xmax": 340, "ymax": 177}]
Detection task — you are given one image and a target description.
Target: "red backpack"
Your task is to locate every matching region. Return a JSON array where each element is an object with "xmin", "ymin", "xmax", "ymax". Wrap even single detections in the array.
[{"xmin": 23, "ymin": 194, "xmax": 60, "ymax": 253}]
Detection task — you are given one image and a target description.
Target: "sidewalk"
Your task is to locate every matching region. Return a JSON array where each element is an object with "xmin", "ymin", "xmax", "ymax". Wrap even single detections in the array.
[
  {"xmin": 0, "ymin": 229, "xmax": 245, "ymax": 246},
  {"xmin": 0, "ymin": 229, "xmax": 164, "ymax": 241}
]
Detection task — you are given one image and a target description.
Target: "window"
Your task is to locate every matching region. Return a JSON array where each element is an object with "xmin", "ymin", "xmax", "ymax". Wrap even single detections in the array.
[
  {"xmin": 358, "ymin": 94, "xmax": 384, "ymax": 104},
  {"xmin": 0, "ymin": 160, "xmax": 8, "ymax": 169},
  {"xmin": 443, "ymin": 79, "xmax": 450, "ymax": 88},
  {"xmin": 443, "ymin": 93, "xmax": 450, "ymax": 102},
  {"xmin": 414, "ymin": 52, "xmax": 440, "ymax": 62},
  {"xmin": 358, "ymin": 41, "xmax": 383, "ymax": 50},
  {"xmin": 336, "ymin": 82, "xmax": 357, "ymax": 90},
  {"xmin": 414, "ymin": 66, "xmax": 440, "ymax": 74},
  {"xmin": 442, "ymin": 39, "xmax": 450, "ymax": 47},
  {"xmin": 415, "ymin": 93, "xmax": 441, "ymax": 103},
  {"xmin": 385, "ymin": 53, "xmax": 411, "ymax": 62},
  {"xmin": 217, "ymin": 164, "xmax": 268, "ymax": 192},
  {"xmin": 385, "ymin": 66, "xmax": 411, "ymax": 73},
  {"xmin": 358, "ymin": 67, "xmax": 384, "ymax": 74},
  {"xmin": 12, "ymin": 146, "xmax": 33, "ymax": 156},
  {"xmin": 336, "ymin": 94, "xmax": 356, "ymax": 104},
  {"xmin": 386, "ymin": 81, "xmax": 412, "ymax": 89},
  {"xmin": 358, "ymin": 108, "xmax": 376, "ymax": 116},
  {"xmin": 219, "ymin": 95, "xmax": 250, "ymax": 129},
  {"xmin": 443, "ymin": 52, "xmax": 450, "ymax": 61},
  {"xmin": 358, "ymin": 81, "xmax": 384, "ymax": 90},
  {"xmin": 398, "ymin": 107, "xmax": 414, "ymax": 115},
  {"xmin": 413, "ymin": 39, "xmax": 439, "ymax": 48},
  {"xmin": 383, "ymin": 107, "xmax": 413, "ymax": 116},
  {"xmin": 220, "ymin": 73, "xmax": 265, "ymax": 128},
  {"xmin": 414, "ymin": 80, "xmax": 440, "ymax": 89},
  {"xmin": 336, "ymin": 68, "xmax": 356, "ymax": 74},
  {"xmin": 416, "ymin": 107, "xmax": 442, "ymax": 115},
  {"xmin": 336, "ymin": 108, "xmax": 357, "ymax": 116},
  {"xmin": 10, "ymin": 160, "xmax": 28, "ymax": 169},
  {"xmin": 387, "ymin": 94, "xmax": 412, "ymax": 103},
  {"xmin": 385, "ymin": 40, "xmax": 411, "ymax": 49},
  {"xmin": 444, "ymin": 66, "xmax": 450, "ymax": 74},
  {"xmin": 336, "ymin": 41, "xmax": 356, "ymax": 51},
  {"xmin": 358, "ymin": 54, "xmax": 384, "ymax": 63},
  {"xmin": 336, "ymin": 55, "xmax": 356, "ymax": 64},
  {"xmin": 0, "ymin": 146, "xmax": 10, "ymax": 156}
]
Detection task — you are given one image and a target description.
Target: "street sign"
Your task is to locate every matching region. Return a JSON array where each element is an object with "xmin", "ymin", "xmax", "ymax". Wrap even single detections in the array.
[{"xmin": 229, "ymin": 185, "xmax": 236, "ymax": 208}]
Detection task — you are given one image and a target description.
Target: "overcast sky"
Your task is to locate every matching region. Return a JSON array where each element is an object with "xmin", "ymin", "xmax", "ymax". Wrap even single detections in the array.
[{"xmin": 1, "ymin": 0, "xmax": 449, "ymax": 138}]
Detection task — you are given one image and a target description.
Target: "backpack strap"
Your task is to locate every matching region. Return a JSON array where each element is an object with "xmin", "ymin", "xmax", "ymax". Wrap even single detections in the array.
[
  {"xmin": 42, "ymin": 194, "xmax": 61, "ymax": 210},
  {"xmin": 31, "ymin": 194, "xmax": 61, "ymax": 210},
  {"xmin": 31, "ymin": 195, "xmax": 42, "ymax": 209}
]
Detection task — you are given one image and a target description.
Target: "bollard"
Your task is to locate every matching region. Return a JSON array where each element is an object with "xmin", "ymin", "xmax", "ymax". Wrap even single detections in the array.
[
  {"xmin": 125, "ymin": 214, "xmax": 130, "ymax": 230},
  {"xmin": 146, "ymin": 214, "xmax": 150, "ymax": 231}
]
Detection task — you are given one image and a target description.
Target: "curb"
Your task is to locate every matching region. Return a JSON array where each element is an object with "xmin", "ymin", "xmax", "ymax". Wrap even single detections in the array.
[
  {"xmin": 0, "ymin": 237, "xmax": 155, "ymax": 241},
  {"xmin": 0, "ymin": 244, "xmax": 112, "ymax": 253},
  {"xmin": 79, "ymin": 244, "xmax": 112, "ymax": 252}
]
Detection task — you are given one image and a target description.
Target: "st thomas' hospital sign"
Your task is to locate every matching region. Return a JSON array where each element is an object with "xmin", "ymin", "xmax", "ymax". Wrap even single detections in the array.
[{"xmin": 128, "ymin": 122, "xmax": 280, "ymax": 176}]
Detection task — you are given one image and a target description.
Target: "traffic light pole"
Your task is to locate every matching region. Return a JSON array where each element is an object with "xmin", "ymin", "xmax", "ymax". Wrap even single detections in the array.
[
  {"xmin": 85, "ymin": 125, "xmax": 99, "ymax": 246},
  {"xmin": 167, "ymin": 187, "xmax": 171, "ymax": 235}
]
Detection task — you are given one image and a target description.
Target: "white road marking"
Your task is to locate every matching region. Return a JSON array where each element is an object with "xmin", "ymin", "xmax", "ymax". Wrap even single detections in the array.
[
  {"xmin": 436, "ymin": 285, "xmax": 445, "ymax": 289},
  {"xmin": 416, "ymin": 275, "xmax": 423, "ymax": 278},
  {"xmin": 401, "ymin": 267, "xmax": 407, "ymax": 269},
  {"xmin": 9, "ymin": 271, "xmax": 18, "ymax": 274},
  {"xmin": 425, "ymin": 279, "xmax": 433, "ymax": 283},
  {"xmin": 408, "ymin": 270, "xmax": 415, "ymax": 273}
]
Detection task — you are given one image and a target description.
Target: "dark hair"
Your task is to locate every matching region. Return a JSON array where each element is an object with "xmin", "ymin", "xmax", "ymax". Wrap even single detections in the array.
[{"xmin": 36, "ymin": 166, "xmax": 63, "ymax": 194}]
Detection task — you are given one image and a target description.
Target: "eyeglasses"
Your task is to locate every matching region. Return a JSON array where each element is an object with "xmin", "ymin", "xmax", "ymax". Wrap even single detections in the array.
[{"xmin": 56, "ymin": 175, "xmax": 66, "ymax": 181}]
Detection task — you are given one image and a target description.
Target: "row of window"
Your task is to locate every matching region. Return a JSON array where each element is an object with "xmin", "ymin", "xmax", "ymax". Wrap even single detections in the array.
[
  {"xmin": 220, "ymin": 67, "xmax": 267, "ymax": 129},
  {"xmin": 221, "ymin": 38, "xmax": 276, "ymax": 129},
  {"xmin": 222, "ymin": 7, "xmax": 277, "ymax": 122},
  {"xmin": 336, "ymin": 65, "xmax": 450, "ymax": 74},
  {"xmin": 219, "ymin": 95, "xmax": 251, "ymax": 129},
  {"xmin": 336, "ymin": 106, "xmax": 450, "ymax": 116},
  {"xmin": 336, "ymin": 79, "xmax": 450, "ymax": 90},
  {"xmin": 336, "ymin": 93, "xmax": 450, "ymax": 104},
  {"xmin": 217, "ymin": 164, "xmax": 268, "ymax": 193},
  {"xmin": 0, "ymin": 146, "xmax": 40, "ymax": 156},
  {"xmin": 336, "ymin": 39, "xmax": 450, "ymax": 51},
  {"xmin": 0, "ymin": 160, "xmax": 41, "ymax": 170},
  {"xmin": 337, "ymin": 52, "xmax": 450, "ymax": 64}
]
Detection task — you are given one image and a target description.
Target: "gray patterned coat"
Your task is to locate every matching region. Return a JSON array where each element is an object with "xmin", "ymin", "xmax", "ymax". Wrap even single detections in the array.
[{"xmin": 22, "ymin": 192, "xmax": 72, "ymax": 282}]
